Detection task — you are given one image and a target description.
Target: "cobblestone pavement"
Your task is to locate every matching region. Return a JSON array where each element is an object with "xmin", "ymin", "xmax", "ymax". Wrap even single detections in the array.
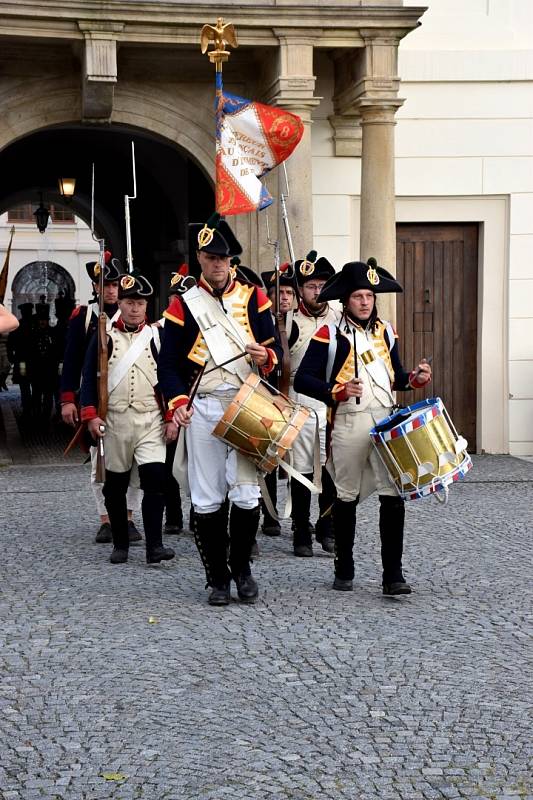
[{"xmin": 0, "ymin": 450, "xmax": 532, "ymax": 800}]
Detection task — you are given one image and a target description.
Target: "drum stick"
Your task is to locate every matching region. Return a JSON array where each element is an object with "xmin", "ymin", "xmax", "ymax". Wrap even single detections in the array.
[{"xmin": 203, "ymin": 337, "xmax": 275, "ymax": 376}]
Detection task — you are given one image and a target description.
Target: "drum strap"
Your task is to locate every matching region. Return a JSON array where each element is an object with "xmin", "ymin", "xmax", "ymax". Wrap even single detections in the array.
[{"xmin": 182, "ymin": 286, "xmax": 251, "ymax": 379}]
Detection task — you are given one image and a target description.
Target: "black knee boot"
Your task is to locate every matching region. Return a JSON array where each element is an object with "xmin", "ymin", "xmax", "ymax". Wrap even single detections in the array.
[
  {"xmin": 291, "ymin": 475, "xmax": 314, "ymax": 557},
  {"xmin": 229, "ymin": 505, "xmax": 260, "ymax": 603},
  {"xmin": 332, "ymin": 498, "xmax": 358, "ymax": 589},
  {"xmin": 164, "ymin": 441, "xmax": 183, "ymax": 532},
  {"xmin": 379, "ymin": 495, "xmax": 411, "ymax": 595},
  {"xmin": 315, "ymin": 467, "xmax": 337, "ymax": 553},
  {"xmin": 261, "ymin": 470, "xmax": 281, "ymax": 536},
  {"xmin": 103, "ymin": 470, "xmax": 131, "ymax": 563},
  {"xmin": 139, "ymin": 463, "xmax": 175, "ymax": 564},
  {"xmin": 194, "ymin": 507, "xmax": 231, "ymax": 605}
]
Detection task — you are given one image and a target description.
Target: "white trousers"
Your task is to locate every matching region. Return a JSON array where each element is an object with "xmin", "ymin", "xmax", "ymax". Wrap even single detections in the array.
[
  {"xmin": 186, "ymin": 394, "xmax": 260, "ymax": 514},
  {"xmin": 291, "ymin": 406, "xmax": 327, "ymax": 474},
  {"xmin": 328, "ymin": 409, "xmax": 397, "ymax": 503},
  {"xmin": 90, "ymin": 446, "xmax": 143, "ymax": 517}
]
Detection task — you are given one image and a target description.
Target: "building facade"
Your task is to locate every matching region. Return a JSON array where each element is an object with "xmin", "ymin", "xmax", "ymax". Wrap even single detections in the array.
[{"xmin": 0, "ymin": 0, "xmax": 531, "ymax": 454}]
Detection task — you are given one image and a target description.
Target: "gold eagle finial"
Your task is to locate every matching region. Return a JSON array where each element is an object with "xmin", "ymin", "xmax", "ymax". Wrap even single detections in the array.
[{"xmin": 200, "ymin": 18, "xmax": 238, "ymax": 67}]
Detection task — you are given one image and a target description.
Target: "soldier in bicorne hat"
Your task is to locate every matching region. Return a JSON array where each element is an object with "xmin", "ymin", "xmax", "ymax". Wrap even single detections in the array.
[
  {"xmin": 287, "ymin": 251, "xmax": 340, "ymax": 557},
  {"xmin": 60, "ymin": 256, "xmax": 143, "ymax": 544},
  {"xmin": 80, "ymin": 271, "xmax": 176, "ymax": 566},
  {"xmin": 294, "ymin": 258, "xmax": 431, "ymax": 596},
  {"xmin": 158, "ymin": 213, "xmax": 282, "ymax": 606},
  {"xmin": 257, "ymin": 264, "xmax": 297, "ymax": 536}
]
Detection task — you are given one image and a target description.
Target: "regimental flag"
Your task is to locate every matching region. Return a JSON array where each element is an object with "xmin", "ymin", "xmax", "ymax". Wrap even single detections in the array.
[
  {"xmin": 0, "ymin": 225, "xmax": 15, "ymax": 304},
  {"xmin": 215, "ymin": 72, "xmax": 304, "ymax": 216}
]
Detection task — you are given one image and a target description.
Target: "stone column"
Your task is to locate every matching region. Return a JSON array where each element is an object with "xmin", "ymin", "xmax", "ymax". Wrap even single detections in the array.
[
  {"xmin": 264, "ymin": 33, "xmax": 320, "ymax": 263},
  {"xmin": 359, "ymin": 101, "xmax": 402, "ymax": 271}
]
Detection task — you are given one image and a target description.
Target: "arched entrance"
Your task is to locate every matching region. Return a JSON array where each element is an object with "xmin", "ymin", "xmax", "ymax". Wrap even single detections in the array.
[
  {"xmin": 11, "ymin": 261, "xmax": 76, "ymax": 325},
  {"xmin": 0, "ymin": 124, "xmax": 215, "ymax": 314}
]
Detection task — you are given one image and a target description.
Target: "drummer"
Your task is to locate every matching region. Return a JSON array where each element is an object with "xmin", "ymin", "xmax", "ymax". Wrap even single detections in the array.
[
  {"xmin": 294, "ymin": 259, "xmax": 431, "ymax": 595},
  {"xmin": 158, "ymin": 213, "xmax": 282, "ymax": 606}
]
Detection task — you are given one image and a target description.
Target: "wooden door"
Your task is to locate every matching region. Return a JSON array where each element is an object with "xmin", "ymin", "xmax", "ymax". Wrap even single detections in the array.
[{"xmin": 395, "ymin": 223, "xmax": 478, "ymax": 450}]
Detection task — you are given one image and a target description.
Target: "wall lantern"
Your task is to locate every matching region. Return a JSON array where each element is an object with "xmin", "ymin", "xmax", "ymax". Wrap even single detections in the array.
[
  {"xmin": 58, "ymin": 177, "xmax": 76, "ymax": 202},
  {"xmin": 34, "ymin": 193, "xmax": 50, "ymax": 234}
]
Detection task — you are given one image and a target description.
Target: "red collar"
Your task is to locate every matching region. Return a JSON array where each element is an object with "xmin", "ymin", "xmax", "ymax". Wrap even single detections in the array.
[
  {"xmin": 298, "ymin": 300, "xmax": 328, "ymax": 319},
  {"xmin": 199, "ymin": 274, "xmax": 236, "ymax": 297},
  {"xmin": 114, "ymin": 317, "xmax": 147, "ymax": 334}
]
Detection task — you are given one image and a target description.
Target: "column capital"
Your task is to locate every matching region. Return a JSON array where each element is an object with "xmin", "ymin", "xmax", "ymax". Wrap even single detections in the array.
[
  {"xmin": 261, "ymin": 34, "xmax": 320, "ymax": 113},
  {"xmin": 358, "ymin": 98, "xmax": 404, "ymax": 124}
]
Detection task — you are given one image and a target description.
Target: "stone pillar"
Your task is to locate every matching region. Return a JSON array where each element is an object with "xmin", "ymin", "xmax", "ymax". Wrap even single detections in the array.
[
  {"xmin": 264, "ymin": 33, "xmax": 320, "ymax": 263},
  {"xmin": 359, "ymin": 101, "xmax": 402, "ymax": 271}
]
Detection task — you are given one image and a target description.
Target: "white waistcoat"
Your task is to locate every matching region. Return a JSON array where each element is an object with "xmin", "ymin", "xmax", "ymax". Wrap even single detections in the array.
[{"xmin": 107, "ymin": 328, "xmax": 159, "ymax": 413}]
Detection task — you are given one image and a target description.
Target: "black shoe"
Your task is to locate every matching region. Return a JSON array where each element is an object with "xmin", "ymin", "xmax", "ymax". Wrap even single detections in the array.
[
  {"xmin": 208, "ymin": 583, "xmax": 231, "ymax": 606},
  {"xmin": 164, "ymin": 522, "xmax": 183, "ymax": 535},
  {"xmin": 95, "ymin": 523, "xmax": 112, "ymax": 544},
  {"xmin": 315, "ymin": 517, "xmax": 335, "ymax": 553},
  {"xmin": 317, "ymin": 533, "xmax": 334, "ymax": 553},
  {"xmin": 235, "ymin": 573, "xmax": 259, "ymax": 603},
  {"xmin": 294, "ymin": 543, "xmax": 313, "ymax": 557},
  {"xmin": 110, "ymin": 548, "xmax": 128, "ymax": 564},
  {"xmin": 333, "ymin": 577, "xmax": 353, "ymax": 591},
  {"xmin": 146, "ymin": 546, "xmax": 175, "ymax": 564},
  {"xmin": 383, "ymin": 581, "xmax": 412, "ymax": 596},
  {"xmin": 262, "ymin": 522, "xmax": 281, "ymax": 537},
  {"xmin": 128, "ymin": 520, "xmax": 143, "ymax": 545}
]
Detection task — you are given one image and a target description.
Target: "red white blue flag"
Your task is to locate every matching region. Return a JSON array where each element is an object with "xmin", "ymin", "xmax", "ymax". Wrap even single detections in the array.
[{"xmin": 215, "ymin": 73, "xmax": 304, "ymax": 216}]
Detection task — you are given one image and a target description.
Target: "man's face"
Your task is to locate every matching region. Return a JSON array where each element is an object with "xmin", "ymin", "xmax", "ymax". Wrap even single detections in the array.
[
  {"xmin": 347, "ymin": 289, "xmax": 375, "ymax": 321},
  {"xmin": 197, "ymin": 251, "xmax": 230, "ymax": 290},
  {"xmin": 94, "ymin": 281, "xmax": 119, "ymax": 305},
  {"xmin": 300, "ymin": 279, "xmax": 327, "ymax": 312},
  {"xmin": 268, "ymin": 285, "xmax": 295, "ymax": 314},
  {"xmin": 118, "ymin": 298, "xmax": 147, "ymax": 327}
]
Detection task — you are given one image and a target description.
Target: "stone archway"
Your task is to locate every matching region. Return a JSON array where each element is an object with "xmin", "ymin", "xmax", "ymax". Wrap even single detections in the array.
[{"xmin": 11, "ymin": 261, "xmax": 76, "ymax": 324}]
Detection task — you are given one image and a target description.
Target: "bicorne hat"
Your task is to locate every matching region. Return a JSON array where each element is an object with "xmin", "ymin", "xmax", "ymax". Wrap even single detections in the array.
[
  {"xmin": 168, "ymin": 265, "xmax": 196, "ymax": 296},
  {"xmin": 230, "ymin": 257, "xmax": 265, "ymax": 289},
  {"xmin": 189, "ymin": 212, "xmax": 242, "ymax": 257},
  {"xmin": 294, "ymin": 250, "xmax": 335, "ymax": 286},
  {"xmin": 261, "ymin": 262, "xmax": 296, "ymax": 290},
  {"xmin": 318, "ymin": 258, "xmax": 403, "ymax": 303},
  {"xmin": 86, "ymin": 253, "xmax": 123, "ymax": 284},
  {"xmin": 118, "ymin": 272, "xmax": 154, "ymax": 299}
]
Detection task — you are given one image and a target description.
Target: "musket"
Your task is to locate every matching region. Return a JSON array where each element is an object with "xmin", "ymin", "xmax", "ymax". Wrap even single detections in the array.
[
  {"xmin": 124, "ymin": 141, "xmax": 137, "ymax": 274},
  {"xmin": 63, "ymin": 164, "xmax": 108, "ymax": 466},
  {"xmin": 93, "ymin": 165, "xmax": 108, "ymax": 482},
  {"xmin": 266, "ymin": 211, "xmax": 291, "ymax": 396}
]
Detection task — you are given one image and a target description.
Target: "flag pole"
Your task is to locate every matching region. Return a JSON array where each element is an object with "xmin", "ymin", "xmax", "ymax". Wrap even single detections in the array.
[
  {"xmin": 0, "ymin": 225, "xmax": 15, "ymax": 304},
  {"xmin": 200, "ymin": 17, "xmax": 238, "ymax": 213}
]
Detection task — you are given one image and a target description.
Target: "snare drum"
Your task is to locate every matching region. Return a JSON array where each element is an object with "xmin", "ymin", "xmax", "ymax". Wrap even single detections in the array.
[
  {"xmin": 370, "ymin": 397, "xmax": 472, "ymax": 500},
  {"xmin": 212, "ymin": 374, "xmax": 310, "ymax": 473}
]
